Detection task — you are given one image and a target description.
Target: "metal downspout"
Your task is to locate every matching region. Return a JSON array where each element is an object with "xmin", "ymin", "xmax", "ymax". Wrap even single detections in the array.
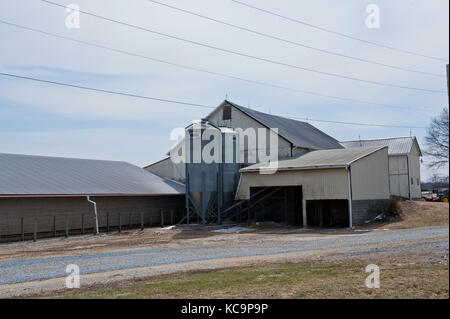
[
  {"xmin": 407, "ymin": 155, "xmax": 412, "ymax": 200},
  {"xmin": 87, "ymin": 196, "xmax": 99, "ymax": 235},
  {"xmin": 346, "ymin": 166, "xmax": 353, "ymax": 228}
]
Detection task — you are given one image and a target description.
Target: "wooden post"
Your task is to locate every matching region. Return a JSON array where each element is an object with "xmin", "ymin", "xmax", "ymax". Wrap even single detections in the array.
[
  {"xmin": 21, "ymin": 217, "xmax": 24, "ymax": 241},
  {"xmin": 128, "ymin": 212, "xmax": 132, "ymax": 229},
  {"xmin": 247, "ymin": 193, "xmax": 251, "ymax": 226},
  {"xmin": 33, "ymin": 218, "xmax": 37, "ymax": 242},
  {"xmin": 106, "ymin": 212, "xmax": 110, "ymax": 233},
  {"xmin": 53, "ymin": 216, "xmax": 56, "ymax": 237},
  {"xmin": 302, "ymin": 199, "xmax": 307, "ymax": 228},
  {"xmin": 65, "ymin": 215, "xmax": 69, "ymax": 238},
  {"xmin": 81, "ymin": 214, "xmax": 84, "ymax": 234},
  {"xmin": 170, "ymin": 210, "xmax": 174, "ymax": 225},
  {"xmin": 119, "ymin": 213, "xmax": 122, "ymax": 233},
  {"xmin": 160, "ymin": 209, "xmax": 164, "ymax": 227},
  {"xmin": 140, "ymin": 212, "xmax": 144, "ymax": 231},
  {"xmin": 149, "ymin": 215, "xmax": 152, "ymax": 227}
]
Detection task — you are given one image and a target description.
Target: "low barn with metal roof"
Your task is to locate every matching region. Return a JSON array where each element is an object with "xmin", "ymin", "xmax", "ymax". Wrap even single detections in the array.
[
  {"xmin": 340, "ymin": 136, "xmax": 422, "ymax": 199},
  {"xmin": 0, "ymin": 153, "xmax": 185, "ymax": 242},
  {"xmin": 236, "ymin": 147, "xmax": 390, "ymax": 227}
]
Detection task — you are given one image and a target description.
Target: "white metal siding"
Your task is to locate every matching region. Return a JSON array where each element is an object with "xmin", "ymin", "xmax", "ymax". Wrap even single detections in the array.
[
  {"xmin": 145, "ymin": 158, "xmax": 185, "ymax": 182},
  {"xmin": 350, "ymin": 148, "xmax": 390, "ymax": 200},
  {"xmin": 388, "ymin": 155, "xmax": 410, "ymax": 198},
  {"xmin": 237, "ymin": 168, "xmax": 349, "ymax": 200},
  {"xmin": 408, "ymin": 145, "xmax": 422, "ymax": 199},
  {"xmin": 208, "ymin": 105, "xmax": 292, "ymax": 162}
]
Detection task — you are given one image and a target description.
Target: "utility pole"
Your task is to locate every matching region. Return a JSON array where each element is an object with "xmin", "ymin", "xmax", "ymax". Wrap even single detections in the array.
[{"xmin": 447, "ymin": 64, "xmax": 449, "ymax": 107}]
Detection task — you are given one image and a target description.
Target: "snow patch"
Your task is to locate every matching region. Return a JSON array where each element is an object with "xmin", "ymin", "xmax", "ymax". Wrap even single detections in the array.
[{"xmin": 212, "ymin": 226, "xmax": 255, "ymax": 233}]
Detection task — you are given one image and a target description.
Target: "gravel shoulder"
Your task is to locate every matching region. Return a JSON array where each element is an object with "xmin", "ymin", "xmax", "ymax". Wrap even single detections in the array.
[{"xmin": 0, "ymin": 201, "xmax": 447, "ymax": 298}]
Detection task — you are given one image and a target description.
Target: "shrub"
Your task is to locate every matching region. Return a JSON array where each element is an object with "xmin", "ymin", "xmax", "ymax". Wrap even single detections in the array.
[{"xmin": 370, "ymin": 198, "xmax": 402, "ymax": 221}]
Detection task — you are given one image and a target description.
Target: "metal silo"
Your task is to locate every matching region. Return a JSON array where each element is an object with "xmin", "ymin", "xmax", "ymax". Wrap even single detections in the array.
[
  {"xmin": 219, "ymin": 127, "xmax": 241, "ymax": 219},
  {"xmin": 185, "ymin": 120, "xmax": 240, "ymax": 224}
]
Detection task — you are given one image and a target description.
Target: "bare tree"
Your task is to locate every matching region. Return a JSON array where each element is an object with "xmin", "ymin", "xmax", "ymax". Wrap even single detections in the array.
[{"xmin": 425, "ymin": 107, "xmax": 449, "ymax": 168}]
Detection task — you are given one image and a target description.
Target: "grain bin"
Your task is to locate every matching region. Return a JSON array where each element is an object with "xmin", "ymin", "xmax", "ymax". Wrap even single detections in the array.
[{"xmin": 185, "ymin": 120, "xmax": 240, "ymax": 224}]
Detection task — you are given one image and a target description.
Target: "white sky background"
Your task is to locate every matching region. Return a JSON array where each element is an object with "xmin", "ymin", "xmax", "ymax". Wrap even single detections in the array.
[{"xmin": 0, "ymin": 0, "xmax": 448, "ymax": 181}]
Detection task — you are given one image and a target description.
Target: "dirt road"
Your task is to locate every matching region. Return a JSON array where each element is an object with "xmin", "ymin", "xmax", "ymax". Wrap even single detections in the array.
[
  {"xmin": 0, "ymin": 225, "xmax": 447, "ymax": 298},
  {"xmin": 0, "ymin": 201, "xmax": 447, "ymax": 298}
]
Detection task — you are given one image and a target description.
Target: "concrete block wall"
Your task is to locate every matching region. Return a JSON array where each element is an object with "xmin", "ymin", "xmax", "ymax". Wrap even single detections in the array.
[{"xmin": 351, "ymin": 199, "xmax": 389, "ymax": 225}]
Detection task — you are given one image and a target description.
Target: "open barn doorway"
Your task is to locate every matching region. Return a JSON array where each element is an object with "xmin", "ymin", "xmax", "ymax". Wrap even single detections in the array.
[
  {"xmin": 306, "ymin": 200, "xmax": 349, "ymax": 228},
  {"xmin": 248, "ymin": 186, "xmax": 303, "ymax": 226}
]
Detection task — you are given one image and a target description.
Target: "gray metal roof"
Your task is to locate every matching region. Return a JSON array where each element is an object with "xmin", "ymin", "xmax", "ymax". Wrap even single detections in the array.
[
  {"xmin": 0, "ymin": 153, "xmax": 185, "ymax": 197},
  {"xmin": 340, "ymin": 136, "xmax": 421, "ymax": 156},
  {"xmin": 241, "ymin": 147, "xmax": 385, "ymax": 172},
  {"xmin": 215, "ymin": 101, "xmax": 343, "ymax": 150}
]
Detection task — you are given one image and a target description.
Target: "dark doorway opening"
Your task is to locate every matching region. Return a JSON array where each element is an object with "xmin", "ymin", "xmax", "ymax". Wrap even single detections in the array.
[
  {"xmin": 248, "ymin": 186, "xmax": 303, "ymax": 226},
  {"xmin": 306, "ymin": 200, "xmax": 349, "ymax": 228}
]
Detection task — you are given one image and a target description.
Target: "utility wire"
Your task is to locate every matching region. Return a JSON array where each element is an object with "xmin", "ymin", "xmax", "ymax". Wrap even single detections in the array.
[
  {"xmin": 288, "ymin": 115, "xmax": 427, "ymax": 129},
  {"xmin": 0, "ymin": 72, "xmax": 213, "ymax": 109},
  {"xmin": 0, "ymin": 72, "xmax": 427, "ymax": 129},
  {"xmin": 147, "ymin": 0, "xmax": 443, "ymax": 78},
  {"xmin": 40, "ymin": 0, "xmax": 446, "ymax": 93},
  {"xmin": 0, "ymin": 19, "xmax": 437, "ymax": 113},
  {"xmin": 231, "ymin": 0, "xmax": 449, "ymax": 62}
]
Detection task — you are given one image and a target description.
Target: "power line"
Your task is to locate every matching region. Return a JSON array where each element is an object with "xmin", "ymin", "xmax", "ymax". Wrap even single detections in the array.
[
  {"xmin": 288, "ymin": 115, "xmax": 426, "ymax": 129},
  {"xmin": 0, "ymin": 72, "xmax": 213, "ymax": 109},
  {"xmin": 146, "ymin": 0, "xmax": 443, "ymax": 78},
  {"xmin": 0, "ymin": 19, "xmax": 438, "ymax": 113},
  {"xmin": 231, "ymin": 0, "xmax": 449, "ymax": 62},
  {"xmin": 0, "ymin": 72, "xmax": 427, "ymax": 129},
  {"xmin": 40, "ymin": 0, "xmax": 446, "ymax": 94}
]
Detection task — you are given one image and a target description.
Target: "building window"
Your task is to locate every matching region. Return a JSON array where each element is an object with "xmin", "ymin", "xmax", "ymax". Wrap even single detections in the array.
[{"xmin": 223, "ymin": 105, "xmax": 232, "ymax": 120}]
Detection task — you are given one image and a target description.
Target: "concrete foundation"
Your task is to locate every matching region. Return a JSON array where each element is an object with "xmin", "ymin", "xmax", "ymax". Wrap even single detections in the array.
[{"xmin": 351, "ymin": 199, "xmax": 389, "ymax": 225}]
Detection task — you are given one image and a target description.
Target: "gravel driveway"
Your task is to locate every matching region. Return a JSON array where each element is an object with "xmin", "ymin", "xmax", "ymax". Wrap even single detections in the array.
[{"xmin": 0, "ymin": 226, "xmax": 448, "ymax": 285}]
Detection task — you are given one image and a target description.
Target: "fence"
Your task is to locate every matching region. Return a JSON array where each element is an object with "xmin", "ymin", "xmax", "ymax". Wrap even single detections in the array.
[{"xmin": 0, "ymin": 206, "xmax": 184, "ymax": 243}]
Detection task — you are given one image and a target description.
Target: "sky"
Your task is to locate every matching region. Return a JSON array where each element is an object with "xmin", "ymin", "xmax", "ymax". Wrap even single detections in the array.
[{"xmin": 0, "ymin": 0, "xmax": 448, "ymax": 181}]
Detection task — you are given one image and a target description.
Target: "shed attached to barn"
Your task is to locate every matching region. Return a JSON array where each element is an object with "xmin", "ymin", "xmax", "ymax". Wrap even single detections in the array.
[
  {"xmin": 0, "ymin": 153, "xmax": 185, "ymax": 242},
  {"xmin": 340, "ymin": 136, "xmax": 422, "ymax": 199},
  {"xmin": 236, "ymin": 147, "xmax": 390, "ymax": 227}
]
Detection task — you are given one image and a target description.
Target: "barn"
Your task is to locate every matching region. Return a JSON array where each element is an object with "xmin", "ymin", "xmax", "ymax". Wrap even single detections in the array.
[
  {"xmin": 0, "ymin": 153, "xmax": 185, "ymax": 242},
  {"xmin": 236, "ymin": 147, "xmax": 390, "ymax": 227},
  {"xmin": 340, "ymin": 137, "xmax": 422, "ymax": 199},
  {"xmin": 145, "ymin": 100, "xmax": 343, "ymax": 181},
  {"xmin": 144, "ymin": 100, "xmax": 396, "ymax": 227}
]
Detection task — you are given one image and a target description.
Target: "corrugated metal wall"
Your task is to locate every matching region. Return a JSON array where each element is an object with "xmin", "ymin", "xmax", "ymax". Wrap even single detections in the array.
[
  {"xmin": 208, "ymin": 105, "xmax": 294, "ymax": 162},
  {"xmin": 408, "ymin": 145, "xmax": 422, "ymax": 199},
  {"xmin": 388, "ymin": 155, "xmax": 410, "ymax": 198},
  {"xmin": 237, "ymin": 168, "xmax": 349, "ymax": 200},
  {"xmin": 350, "ymin": 147, "xmax": 390, "ymax": 200},
  {"xmin": 0, "ymin": 195, "xmax": 184, "ymax": 241},
  {"xmin": 145, "ymin": 157, "xmax": 185, "ymax": 183}
]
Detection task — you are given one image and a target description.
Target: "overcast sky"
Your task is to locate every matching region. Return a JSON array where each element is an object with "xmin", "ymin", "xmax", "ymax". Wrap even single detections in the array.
[{"xmin": 0, "ymin": 0, "xmax": 448, "ymax": 180}]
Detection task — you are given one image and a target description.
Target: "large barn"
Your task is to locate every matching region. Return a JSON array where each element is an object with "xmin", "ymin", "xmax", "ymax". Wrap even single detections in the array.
[
  {"xmin": 146, "ymin": 100, "xmax": 394, "ymax": 228},
  {"xmin": 0, "ymin": 153, "xmax": 185, "ymax": 242},
  {"xmin": 340, "ymin": 137, "xmax": 422, "ymax": 199},
  {"xmin": 145, "ymin": 100, "xmax": 343, "ymax": 182}
]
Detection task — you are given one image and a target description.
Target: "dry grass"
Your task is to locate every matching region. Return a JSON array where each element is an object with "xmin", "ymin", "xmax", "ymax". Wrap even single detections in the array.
[
  {"xmin": 355, "ymin": 201, "xmax": 449, "ymax": 230},
  {"xmin": 391, "ymin": 201, "xmax": 448, "ymax": 228},
  {"xmin": 42, "ymin": 261, "xmax": 449, "ymax": 299}
]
